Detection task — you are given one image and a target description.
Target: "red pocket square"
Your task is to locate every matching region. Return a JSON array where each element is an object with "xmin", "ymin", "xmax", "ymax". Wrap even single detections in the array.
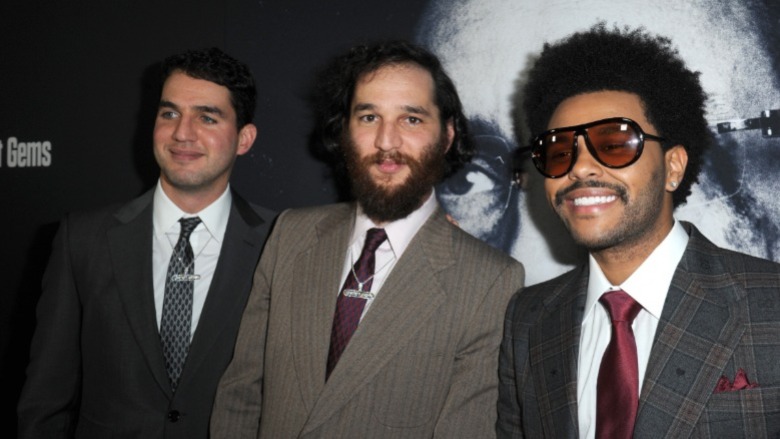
[{"xmin": 714, "ymin": 368, "xmax": 759, "ymax": 393}]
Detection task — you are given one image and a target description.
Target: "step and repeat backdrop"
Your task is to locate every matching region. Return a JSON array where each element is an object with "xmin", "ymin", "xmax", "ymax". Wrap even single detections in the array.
[{"xmin": 4, "ymin": 0, "xmax": 780, "ymax": 431}]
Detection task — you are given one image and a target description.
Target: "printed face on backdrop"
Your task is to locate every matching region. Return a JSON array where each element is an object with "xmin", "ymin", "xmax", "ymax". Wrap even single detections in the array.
[
  {"xmin": 153, "ymin": 71, "xmax": 256, "ymax": 206},
  {"xmin": 345, "ymin": 63, "xmax": 454, "ymax": 223},
  {"xmin": 419, "ymin": 0, "xmax": 780, "ymax": 284}
]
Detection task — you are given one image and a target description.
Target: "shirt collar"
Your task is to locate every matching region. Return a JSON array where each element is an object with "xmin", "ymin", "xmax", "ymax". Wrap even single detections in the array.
[
  {"xmin": 351, "ymin": 189, "xmax": 438, "ymax": 259},
  {"xmin": 585, "ymin": 220, "xmax": 689, "ymax": 320},
  {"xmin": 152, "ymin": 180, "xmax": 232, "ymax": 242}
]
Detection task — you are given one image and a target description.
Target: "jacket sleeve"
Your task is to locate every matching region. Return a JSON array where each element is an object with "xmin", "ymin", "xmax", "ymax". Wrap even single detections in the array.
[
  {"xmin": 496, "ymin": 293, "xmax": 526, "ymax": 438},
  {"xmin": 17, "ymin": 216, "xmax": 83, "ymax": 438},
  {"xmin": 210, "ymin": 212, "xmax": 283, "ymax": 438},
  {"xmin": 434, "ymin": 259, "xmax": 525, "ymax": 438}
]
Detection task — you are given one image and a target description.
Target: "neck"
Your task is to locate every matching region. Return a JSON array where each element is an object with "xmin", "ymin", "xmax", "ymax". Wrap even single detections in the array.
[
  {"xmin": 160, "ymin": 180, "xmax": 227, "ymax": 214},
  {"xmin": 591, "ymin": 217, "xmax": 674, "ymax": 285}
]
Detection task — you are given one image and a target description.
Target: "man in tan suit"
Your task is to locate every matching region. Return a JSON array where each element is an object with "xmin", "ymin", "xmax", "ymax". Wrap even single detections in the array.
[{"xmin": 211, "ymin": 40, "xmax": 525, "ymax": 438}]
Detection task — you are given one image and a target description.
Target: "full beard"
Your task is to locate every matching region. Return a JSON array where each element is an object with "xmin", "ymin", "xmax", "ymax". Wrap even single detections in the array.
[{"xmin": 344, "ymin": 137, "xmax": 448, "ymax": 223}]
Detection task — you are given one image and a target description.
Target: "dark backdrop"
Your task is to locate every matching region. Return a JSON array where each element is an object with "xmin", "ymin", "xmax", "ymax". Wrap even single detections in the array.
[
  {"xmin": 1, "ymin": 0, "xmax": 427, "ymax": 433},
  {"xmin": 6, "ymin": 1, "xmax": 780, "ymax": 436}
]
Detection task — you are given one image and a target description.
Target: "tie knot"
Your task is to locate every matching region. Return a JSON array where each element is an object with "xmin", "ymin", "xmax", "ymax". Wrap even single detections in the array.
[
  {"xmin": 178, "ymin": 217, "xmax": 202, "ymax": 240},
  {"xmin": 363, "ymin": 228, "xmax": 387, "ymax": 254},
  {"xmin": 599, "ymin": 290, "xmax": 642, "ymax": 323}
]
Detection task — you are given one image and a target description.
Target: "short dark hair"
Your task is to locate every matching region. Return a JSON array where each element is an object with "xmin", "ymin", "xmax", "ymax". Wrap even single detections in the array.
[
  {"xmin": 314, "ymin": 39, "xmax": 474, "ymax": 179},
  {"xmin": 520, "ymin": 24, "xmax": 710, "ymax": 207},
  {"xmin": 161, "ymin": 47, "xmax": 256, "ymax": 128}
]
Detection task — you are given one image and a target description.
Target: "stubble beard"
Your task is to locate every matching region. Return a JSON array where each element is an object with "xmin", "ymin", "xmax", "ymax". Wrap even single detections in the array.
[
  {"xmin": 156, "ymin": 147, "xmax": 235, "ymax": 196},
  {"xmin": 343, "ymin": 135, "xmax": 448, "ymax": 223},
  {"xmin": 554, "ymin": 167, "xmax": 667, "ymax": 253}
]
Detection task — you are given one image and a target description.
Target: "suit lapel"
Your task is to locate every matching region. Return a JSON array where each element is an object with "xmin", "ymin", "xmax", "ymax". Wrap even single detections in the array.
[
  {"xmin": 528, "ymin": 267, "xmax": 586, "ymax": 438},
  {"xmin": 181, "ymin": 193, "xmax": 270, "ymax": 387},
  {"xmin": 290, "ymin": 205, "xmax": 354, "ymax": 413},
  {"xmin": 635, "ymin": 227, "xmax": 745, "ymax": 437},
  {"xmin": 107, "ymin": 191, "xmax": 172, "ymax": 395},
  {"xmin": 301, "ymin": 209, "xmax": 452, "ymax": 432}
]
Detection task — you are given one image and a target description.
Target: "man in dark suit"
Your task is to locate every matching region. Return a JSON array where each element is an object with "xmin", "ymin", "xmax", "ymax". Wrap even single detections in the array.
[
  {"xmin": 497, "ymin": 25, "xmax": 780, "ymax": 438},
  {"xmin": 211, "ymin": 40, "xmax": 525, "ymax": 438},
  {"xmin": 17, "ymin": 47, "xmax": 275, "ymax": 438}
]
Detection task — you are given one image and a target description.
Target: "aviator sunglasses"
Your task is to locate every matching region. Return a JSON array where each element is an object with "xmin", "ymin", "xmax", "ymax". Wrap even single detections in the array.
[{"xmin": 526, "ymin": 117, "xmax": 670, "ymax": 179}]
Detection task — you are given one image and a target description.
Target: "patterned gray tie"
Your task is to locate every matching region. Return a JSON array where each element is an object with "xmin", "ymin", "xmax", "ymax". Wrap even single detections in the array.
[{"xmin": 160, "ymin": 216, "xmax": 201, "ymax": 392}]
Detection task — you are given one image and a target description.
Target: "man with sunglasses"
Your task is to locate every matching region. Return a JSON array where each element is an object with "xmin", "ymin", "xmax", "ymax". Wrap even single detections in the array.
[{"xmin": 497, "ymin": 24, "xmax": 780, "ymax": 438}]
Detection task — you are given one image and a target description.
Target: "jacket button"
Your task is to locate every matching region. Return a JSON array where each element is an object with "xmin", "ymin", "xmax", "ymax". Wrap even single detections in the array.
[{"xmin": 168, "ymin": 410, "xmax": 180, "ymax": 422}]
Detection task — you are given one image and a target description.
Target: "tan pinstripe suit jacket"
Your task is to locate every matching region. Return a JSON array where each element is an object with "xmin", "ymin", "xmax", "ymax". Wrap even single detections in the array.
[{"xmin": 211, "ymin": 203, "xmax": 525, "ymax": 438}]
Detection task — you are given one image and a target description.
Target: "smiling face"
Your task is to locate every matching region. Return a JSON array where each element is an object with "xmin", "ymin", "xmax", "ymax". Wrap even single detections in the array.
[
  {"xmin": 543, "ymin": 91, "xmax": 686, "ymax": 257},
  {"xmin": 153, "ymin": 71, "xmax": 256, "ymax": 211},
  {"xmin": 345, "ymin": 63, "xmax": 454, "ymax": 223}
]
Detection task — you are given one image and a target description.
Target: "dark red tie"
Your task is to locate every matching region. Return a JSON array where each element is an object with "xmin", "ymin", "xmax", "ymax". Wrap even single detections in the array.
[
  {"xmin": 326, "ymin": 228, "xmax": 387, "ymax": 379},
  {"xmin": 596, "ymin": 290, "xmax": 643, "ymax": 439}
]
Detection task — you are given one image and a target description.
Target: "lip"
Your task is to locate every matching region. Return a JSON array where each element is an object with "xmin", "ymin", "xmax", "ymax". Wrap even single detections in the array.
[
  {"xmin": 168, "ymin": 147, "xmax": 204, "ymax": 162},
  {"xmin": 375, "ymin": 158, "xmax": 405, "ymax": 174}
]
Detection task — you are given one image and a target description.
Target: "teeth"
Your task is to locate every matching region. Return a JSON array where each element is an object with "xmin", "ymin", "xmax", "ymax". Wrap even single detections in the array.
[{"xmin": 573, "ymin": 195, "xmax": 616, "ymax": 206}]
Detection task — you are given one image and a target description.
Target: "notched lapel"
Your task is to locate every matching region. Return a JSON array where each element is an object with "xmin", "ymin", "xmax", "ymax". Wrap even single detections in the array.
[
  {"xmin": 302, "ymin": 210, "xmax": 451, "ymax": 432},
  {"xmin": 636, "ymin": 270, "xmax": 745, "ymax": 437},
  {"xmin": 529, "ymin": 271, "xmax": 585, "ymax": 438},
  {"xmin": 290, "ymin": 208, "xmax": 353, "ymax": 412},
  {"xmin": 181, "ymin": 197, "xmax": 270, "ymax": 387},
  {"xmin": 107, "ymin": 194, "xmax": 171, "ymax": 395}
]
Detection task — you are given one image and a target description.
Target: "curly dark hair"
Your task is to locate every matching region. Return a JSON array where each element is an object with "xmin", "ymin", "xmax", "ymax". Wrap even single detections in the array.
[
  {"xmin": 161, "ymin": 47, "xmax": 256, "ymax": 129},
  {"xmin": 313, "ymin": 39, "xmax": 474, "ymax": 179},
  {"xmin": 520, "ymin": 23, "xmax": 710, "ymax": 207}
]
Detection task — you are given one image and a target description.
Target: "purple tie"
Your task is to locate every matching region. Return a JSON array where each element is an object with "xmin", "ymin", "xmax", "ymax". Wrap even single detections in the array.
[
  {"xmin": 326, "ymin": 228, "xmax": 387, "ymax": 379},
  {"xmin": 596, "ymin": 290, "xmax": 643, "ymax": 439}
]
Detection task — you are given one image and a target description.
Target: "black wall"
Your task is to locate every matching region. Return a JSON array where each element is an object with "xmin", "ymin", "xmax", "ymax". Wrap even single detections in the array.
[{"xmin": 2, "ymin": 0, "xmax": 428, "ymax": 433}]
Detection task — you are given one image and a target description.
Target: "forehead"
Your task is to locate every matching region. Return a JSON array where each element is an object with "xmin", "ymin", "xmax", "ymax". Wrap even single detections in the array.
[
  {"xmin": 547, "ymin": 91, "xmax": 651, "ymax": 130},
  {"xmin": 351, "ymin": 63, "xmax": 438, "ymax": 111},
  {"xmin": 161, "ymin": 72, "xmax": 234, "ymax": 112}
]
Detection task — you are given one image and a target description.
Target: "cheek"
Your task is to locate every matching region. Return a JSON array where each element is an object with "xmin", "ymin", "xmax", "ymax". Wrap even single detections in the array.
[
  {"xmin": 544, "ymin": 180, "xmax": 560, "ymax": 201},
  {"xmin": 153, "ymin": 120, "xmax": 180, "ymax": 145},
  {"xmin": 204, "ymin": 129, "xmax": 237, "ymax": 152},
  {"xmin": 349, "ymin": 130, "xmax": 376, "ymax": 155},
  {"xmin": 152, "ymin": 124, "xmax": 168, "ymax": 143}
]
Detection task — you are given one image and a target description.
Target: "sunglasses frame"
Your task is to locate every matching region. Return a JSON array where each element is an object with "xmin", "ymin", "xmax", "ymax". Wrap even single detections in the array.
[{"xmin": 527, "ymin": 117, "xmax": 669, "ymax": 179}]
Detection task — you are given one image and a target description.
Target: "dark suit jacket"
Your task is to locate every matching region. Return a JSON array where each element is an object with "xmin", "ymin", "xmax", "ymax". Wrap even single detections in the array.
[
  {"xmin": 497, "ymin": 222, "xmax": 780, "ymax": 438},
  {"xmin": 17, "ymin": 189, "xmax": 275, "ymax": 439},
  {"xmin": 211, "ymin": 203, "xmax": 525, "ymax": 438}
]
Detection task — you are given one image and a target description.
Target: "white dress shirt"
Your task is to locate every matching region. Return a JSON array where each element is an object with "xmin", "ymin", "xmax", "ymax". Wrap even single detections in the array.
[
  {"xmin": 339, "ymin": 190, "xmax": 438, "ymax": 318},
  {"xmin": 152, "ymin": 181, "xmax": 231, "ymax": 336},
  {"xmin": 577, "ymin": 220, "xmax": 689, "ymax": 438}
]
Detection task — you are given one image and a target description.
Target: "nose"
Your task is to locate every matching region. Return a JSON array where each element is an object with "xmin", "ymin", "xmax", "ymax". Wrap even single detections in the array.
[
  {"xmin": 567, "ymin": 135, "xmax": 602, "ymax": 180},
  {"xmin": 172, "ymin": 116, "xmax": 197, "ymax": 142},
  {"xmin": 374, "ymin": 121, "xmax": 401, "ymax": 151}
]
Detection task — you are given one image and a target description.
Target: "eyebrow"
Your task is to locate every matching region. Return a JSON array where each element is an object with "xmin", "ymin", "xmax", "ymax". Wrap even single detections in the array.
[
  {"xmin": 158, "ymin": 100, "xmax": 226, "ymax": 117},
  {"xmin": 352, "ymin": 102, "xmax": 433, "ymax": 117}
]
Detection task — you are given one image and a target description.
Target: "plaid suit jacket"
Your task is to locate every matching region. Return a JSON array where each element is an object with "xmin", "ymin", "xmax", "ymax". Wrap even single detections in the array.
[{"xmin": 497, "ymin": 222, "xmax": 780, "ymax": 438}]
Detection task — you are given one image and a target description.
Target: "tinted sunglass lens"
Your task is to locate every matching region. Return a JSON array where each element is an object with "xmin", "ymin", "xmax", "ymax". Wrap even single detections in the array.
[
  {"xmin": 588, "ymin": 122, "xmax": 641, "ymax": 167},
  {"xmin": 537, "ymin": 132, "xmax": 574, "ymax": 177}
]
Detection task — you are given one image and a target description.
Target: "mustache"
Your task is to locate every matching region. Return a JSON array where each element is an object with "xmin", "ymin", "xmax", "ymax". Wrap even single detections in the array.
[
  {"xmin": 554, "ymin": 180, "xmax": 628, "ymax": 206},
  {"xmin": 365, "ymin": 150, "xmax": 410, "ymax": 165}
]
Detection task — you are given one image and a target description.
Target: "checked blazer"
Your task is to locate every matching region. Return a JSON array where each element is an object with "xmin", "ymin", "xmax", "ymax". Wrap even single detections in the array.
[
  {"xmin": 211, "ymin": 202, "xmax": 525, "ymax": 438},
  {"xmin": 497, "ymin": 222, "xmax": 780, "ymax": 438}
]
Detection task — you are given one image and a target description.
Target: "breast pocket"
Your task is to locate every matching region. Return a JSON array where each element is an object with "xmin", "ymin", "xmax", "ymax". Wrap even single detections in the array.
[{"xmin": 694, "ymin": 386, "xmax": 780, "ymax": 437}]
